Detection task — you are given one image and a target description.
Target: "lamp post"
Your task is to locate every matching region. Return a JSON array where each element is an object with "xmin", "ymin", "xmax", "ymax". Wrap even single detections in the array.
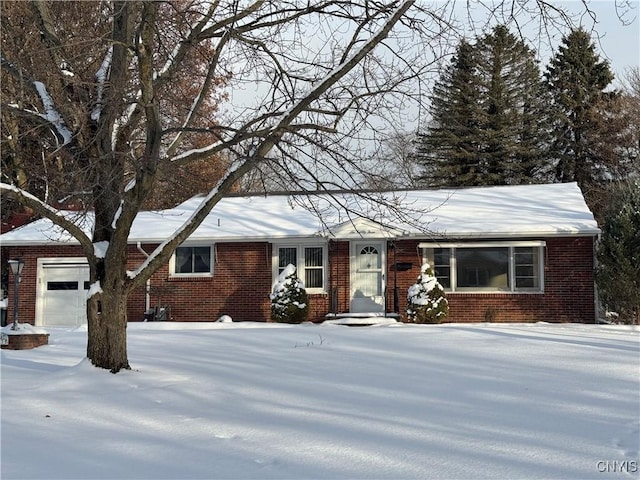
[{"xmin": 7, "ymin": 258, "xmax": 24, "ymax": 330}]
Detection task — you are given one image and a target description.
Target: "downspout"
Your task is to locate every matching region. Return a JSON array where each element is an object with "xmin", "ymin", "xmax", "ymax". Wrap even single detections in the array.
[
  {"xmin": 383, "ymin": 240, "xmax": 387, "ymax": 318},
  {"xmin": 593, "ymin": 233, "xmax": 601, "ymax": 324},
  {"xmin": 328, "ymin": 239, "xmax": 334, "ymax": 315},
  {"xmin": 137, "ymin": 242, "xmax": 151, "ymax": 314},
  {"xmin": 390, "ymin": 240, "xmax": 398, "ymax": 314}
]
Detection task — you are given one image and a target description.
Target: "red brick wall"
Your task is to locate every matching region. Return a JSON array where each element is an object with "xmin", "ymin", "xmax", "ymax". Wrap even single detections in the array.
[
  {"xmin": 328, "ymin": 241, "xmax": 351, "ymax": 314},
  {"xmin": 131, "ymin": 242, "xmax": 335, "ymax": 323},
  {"xmin": 1, "ymin": 333, "xmax": 49, "ymax": 350},
  {"xmin": 129, "ymin": 242, "xmax": 274, "ymax": 322},
  {"xmin": 382, "ymin": 237, "xmax": 597, "ymax": 323},
  {"xmin": 2, "ymin": 235, "xmax": 597, "ymax": 325},
  {"xmin": 2, "ymin": 242, "xmax": 332, "ymax": 324}
]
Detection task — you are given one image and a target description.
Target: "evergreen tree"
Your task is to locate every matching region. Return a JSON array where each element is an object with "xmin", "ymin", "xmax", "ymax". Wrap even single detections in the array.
[
  {"xmin": 596, "ymin": 180, "xmax": 640, "ymax": 324},
  {"xmin": 270, "ymin": 264, "xmax": 309, "ymax": 324},
  {"xmin": 475, "ymin": 25, "xmax": 551, "ymax": 184},
  {"xmin": 545, "ymin": 28, "xmax": 617, "ymax": 190},
  {"xmin": 407, "ymin": 263, "xmax": 449, "ymax": 324},
  {"xmin": 415, "ymin": 40, "xmax": 483, "ymax": 187},
  {"xmin": 415, "ymin": 26, "xmax": 550, "ymax": 187}
]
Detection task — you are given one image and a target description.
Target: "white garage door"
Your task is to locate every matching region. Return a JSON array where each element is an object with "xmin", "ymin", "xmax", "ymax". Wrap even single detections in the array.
[{"xmin": 36, "ymin": 259, "xmax": 90, "ymax": 327}]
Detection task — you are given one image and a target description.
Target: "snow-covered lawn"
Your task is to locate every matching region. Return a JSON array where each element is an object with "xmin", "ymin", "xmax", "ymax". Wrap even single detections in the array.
[{"xmin": 1, "ymin": 322, "xmax": 638, "ymax": 480}]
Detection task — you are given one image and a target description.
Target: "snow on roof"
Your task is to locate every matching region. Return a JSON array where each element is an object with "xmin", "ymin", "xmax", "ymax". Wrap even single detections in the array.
[{"xmin": 0, "ymin": 182, "xmax": 599, "ymax": 246}]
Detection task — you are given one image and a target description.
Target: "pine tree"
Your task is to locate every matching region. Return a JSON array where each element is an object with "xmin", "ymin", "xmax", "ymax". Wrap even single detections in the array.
[
  {"xmin": 545, "ymin": 28, "xmax": 617, "ymax": 190},
  {"xmin": 406, "ymin": 263, "xmax": 449, "ymax": 324},
  {"xmin": 475, "ymin": 25, "xmax": 551, "ymax": 184},
  {"xmin": 270, "ymin": 264, "xmax": 309, "ymax": 323},
  {"xmin": 416, "ymin": 26, "xmax": 550, "ymax": 187},
  {"xmin": 596, "ymin": 181, "xmax": 640, "ymax": 324},
  {"xmin": 415, "ymin": 40, "xmax": 483, "ymax": 187}
]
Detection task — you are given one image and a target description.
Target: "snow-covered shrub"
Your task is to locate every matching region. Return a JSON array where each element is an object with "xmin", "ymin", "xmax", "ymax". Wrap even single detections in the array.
[
  {"xmin": 406, "ymin": 263, "xmax": 449, "ymax": 324},
  {"xmin": 270, "ymin": 264, "xmax": 309, "ymax": 323}
]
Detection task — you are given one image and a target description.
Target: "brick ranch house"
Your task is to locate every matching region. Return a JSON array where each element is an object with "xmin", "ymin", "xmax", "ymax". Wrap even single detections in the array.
[{"xmin": 0, "ymin": 182, "xmax": 601, "ymax": 326}]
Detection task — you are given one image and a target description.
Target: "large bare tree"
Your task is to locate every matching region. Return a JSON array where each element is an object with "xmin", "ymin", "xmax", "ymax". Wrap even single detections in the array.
[{"xmin": 0, "ymin": 0, "xmax": 615, "ymax": 372}]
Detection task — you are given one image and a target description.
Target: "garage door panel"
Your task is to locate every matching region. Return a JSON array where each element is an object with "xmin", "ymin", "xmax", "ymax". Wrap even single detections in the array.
[
  {"xmin": 43, "ymin": 291, "xmax": 86, "ymax": 326},
  {"xmin": 37, "ymin": 261, "xmax": 89, "ymax": 327}
]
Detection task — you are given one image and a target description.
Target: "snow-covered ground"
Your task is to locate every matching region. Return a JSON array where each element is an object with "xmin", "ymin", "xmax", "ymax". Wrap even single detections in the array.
[{"xmin": 1, "ymin": 322, "xmax": 638, "ymax": 480}]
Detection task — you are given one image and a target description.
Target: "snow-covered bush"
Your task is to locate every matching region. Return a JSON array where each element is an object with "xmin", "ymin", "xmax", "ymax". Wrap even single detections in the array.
[
  {"xmin": 270, "ymin": 264, "xmax": 309, "ymax": 323},
  {"xmin": 406, "ymin": 263, "xmax": 449, "ymax": 324}
]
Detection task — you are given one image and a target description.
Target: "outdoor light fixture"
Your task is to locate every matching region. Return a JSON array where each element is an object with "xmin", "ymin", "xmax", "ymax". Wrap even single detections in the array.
[{"xmin": 7, "ymin": 258, "xmax": 24, "ymax": 330}]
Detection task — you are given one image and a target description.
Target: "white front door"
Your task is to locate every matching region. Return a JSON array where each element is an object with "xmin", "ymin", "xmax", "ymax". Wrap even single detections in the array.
[
  {"xmin": 350, "ymin": 241, "xmax": 385, "ymax": 313},
  {"xmin": 36, "ymin": 259, "xmax": 90, "ymax": 327}
]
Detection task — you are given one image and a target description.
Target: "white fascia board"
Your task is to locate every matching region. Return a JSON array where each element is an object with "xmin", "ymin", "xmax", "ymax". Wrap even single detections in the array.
[
  {"xmin": 407, "ymin": 229, "xmax": 601, "ymax": 241},
  {"xmin": 418, "ymin": 240, "xmax": 547, "ymax": 249},
  {"xmin": 128, "ymin": 233, "xmax": 326, "ymax": 245},
  {"xmin": 0, "ymin": 238, "xmax": 82, "ymax": 247}
]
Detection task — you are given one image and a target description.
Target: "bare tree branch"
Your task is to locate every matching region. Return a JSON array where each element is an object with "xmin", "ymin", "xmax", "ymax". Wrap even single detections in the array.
[{"xmin": 0, "ymin": 182, "xmax": 95, "ymax": 260}]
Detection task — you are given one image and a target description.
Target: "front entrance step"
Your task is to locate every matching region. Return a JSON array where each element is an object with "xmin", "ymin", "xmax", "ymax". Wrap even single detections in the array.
[{"xmin": 324, "ymin": 312, "xmax": 400, "ymax": 326}]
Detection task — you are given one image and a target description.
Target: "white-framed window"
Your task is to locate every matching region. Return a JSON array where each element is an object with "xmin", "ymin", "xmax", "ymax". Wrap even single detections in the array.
[
  {"xmin": 420, "ymin": 241, "xmax": 544, "ymax": 293},
  {"xmin": 273, "ymin": 243, "xmax": 327, "ymax": 293},
  {"xmin": 170, "ymin": 244, "xmax": 213, "ymax": 277}
]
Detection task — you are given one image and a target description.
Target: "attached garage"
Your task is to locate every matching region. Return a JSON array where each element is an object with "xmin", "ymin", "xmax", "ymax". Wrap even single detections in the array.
[{"xmin": 36, "ymin": 258, "xmax": 89, "ymax": 327}]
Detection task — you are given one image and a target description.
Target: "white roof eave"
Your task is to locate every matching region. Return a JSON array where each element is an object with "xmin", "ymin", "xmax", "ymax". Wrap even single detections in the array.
[
  {"xmin": 132, "ymin": 233, "xmax": 326, "ymax": 244},
  {"xmin": 399, "ymin": 228, "xmax": 602, "ymax": 240},
  {"xmin": 0, "ymin": 239, "xmax": 82, "ymax": 247},
  {"xmin": 133, "ymin": 228, "xmax": 601, "ymax": 244}
]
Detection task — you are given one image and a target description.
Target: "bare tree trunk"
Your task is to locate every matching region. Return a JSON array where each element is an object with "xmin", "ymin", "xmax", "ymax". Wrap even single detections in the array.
[
  {"xmin": 86, "ymin": 285, "xmax": 130, "ymax": 373},
  {"xmin": 86, "ymin": 247, "xmax": 131, "ymax": 372}
]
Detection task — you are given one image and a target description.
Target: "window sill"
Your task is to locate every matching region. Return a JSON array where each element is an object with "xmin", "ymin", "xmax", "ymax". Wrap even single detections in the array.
[
  {"xmin": 447, "ymin": 290, "xmax": 544, "ymax": 295},
  {"xmin": 169, "ymin": 273, "xmax": 214, "ymax": 281},
  {"xmin": 306, "ymin": 290, "xmax": 328, "ymax": 296}
]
